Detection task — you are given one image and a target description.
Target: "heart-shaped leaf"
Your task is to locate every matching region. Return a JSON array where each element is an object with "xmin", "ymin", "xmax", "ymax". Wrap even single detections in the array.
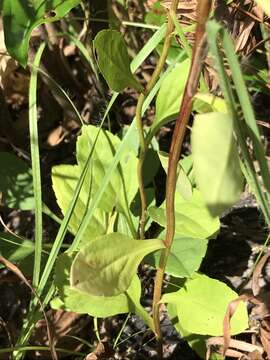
[
  {"xmin": 192, "ymin": 112, "xmax": 244, "ymax": 216},
  {"xmin": 151, "ymin": 59, "xmax": 190, "ymax": 136},
  {"xmin": 54, "ymin": 251, "xmax": 154, "ymax": 329},
  {"xmin": 94, "ymin": 30, "xmax": 143, "ymax": 92},
  {"xmin": 162, "ymin": 273, "xmax": 248, "ymax": 336},
  {"xmin": 70, "ymin": 233, "xmax": 164, "ymax": 296}
]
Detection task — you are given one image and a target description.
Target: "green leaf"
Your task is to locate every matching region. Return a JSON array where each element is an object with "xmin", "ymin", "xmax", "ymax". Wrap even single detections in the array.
[
  {"xmin": 94, "ymin": 30, "xmax": 143, "ymax": 92},
  {"xmin": 0, "ymin": 232, "xmax": 48, "ymax": 275},
  {"xmin": 152, "ymin": 60, "xmax": 190, "ymax": 134},
  {"xmin": 167, "ymin": 303, "xmax": 211, "ymax": 359},
  {"xmin": 76, "ymin": 125, "xmax": 138, "ymax": 214},
  {"xmin": 54, "ymin": 252, "xmax": 137, "ymax": 317},
  {"xmin": 0, "ymin": 232, "xmax": 34, "ymax": 263},
  {"xmin": 152, "ymin": 237, "xmax": 208, "ymax": 278},
  {"xmin": 0, "ymin": 152, "xmax": 34, "ymax": 210},
  {"xmin": 192, "ymin": 112, "xmax": 244, "ymax": 216},
  {"xmin": 253, "ymin": 0, "xmax": 270, "ymax": 17},
  {"xmin": 162, "ymin": 273, "xmax": 248, "ymax": 336},
  {"xmin": 52, "ymin": 124, "xmax": 139, "ymax": 242},
  {"xmin": 158, "ymin": 152, "xmax": 193, "ymax": 200},
  {"xmin": 54, "ymin": 251, "xmax": 154, "ymax": 329},
  {"xmin": 149, "ymin": 189, "xmax": 220, "ymax": 239},
  {"xmin": 143, "ymin": 149, "xmax": 160, "ymax": 186},
  {"xmin": 145, "ymin": 1, "xmax": 167, "ymax": 26},
  {"xmin": 3, "ymin": 0, "xmax": 80, "ymax": 66},
  {"xmin": 70, "ymin": 233, "xmax": 164, "ymax": 296},
  {"xmin": 52, "ymin": 164, "xmax": 108, "ymax": 241},
  {"xmin": 194, "ymin": 93, "xmax": 227, "ymax": 113}
]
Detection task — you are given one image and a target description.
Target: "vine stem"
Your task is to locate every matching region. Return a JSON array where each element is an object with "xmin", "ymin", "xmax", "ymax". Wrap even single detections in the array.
[
  {"xmin": 152, "ymin": 0, "xmax": 212, "ymax": 357},
  {"xmin": 136, "ymin": 0, "xmax": 180, "ymax": 239}
]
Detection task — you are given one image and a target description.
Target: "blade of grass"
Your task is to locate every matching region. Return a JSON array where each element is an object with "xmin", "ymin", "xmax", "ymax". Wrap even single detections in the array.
[
  {"xmin": 113, "ymin": 313, "xmax": 131, "ymax": 349},
  {"xmin": 31, "ymin": 67, "xmax": 85, "ymax": 126},
  {"xmin": 130, "ymin": 24, "xmax": 167, "ymax": 72},
  {"xmin": 0, "ymin": 346, "xmax": 86, "ymax": 357},
  {"xmin": 29, "ymin": 43, "xmax": 46, "ymax": 287},
  {"xmin": 170, "ymin": 11, "xmax": 192, "ymax": 58}
]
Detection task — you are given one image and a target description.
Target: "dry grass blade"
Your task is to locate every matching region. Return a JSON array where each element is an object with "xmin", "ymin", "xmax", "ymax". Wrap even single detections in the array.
[
  {"xmin": 223, "ymin": 295, "xmax": 249, "ymax": 357},
  {"xmin": 160, "ymin": 0, "xmax": 265, "ymax": 52},
  {"xmin": 152, "ymin": 0, "xmax": 270, "ymax": 92},
  {"xmin": 252, "ymin": 251, "xmax": 270, "ymax": 296},
  {"xmin": 0, "ymin": 256, "xmax": 58, "ymax": 360}
]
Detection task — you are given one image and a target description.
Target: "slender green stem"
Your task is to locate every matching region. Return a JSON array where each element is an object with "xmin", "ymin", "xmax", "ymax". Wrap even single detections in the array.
[
  {"xmin": 113, "ymin": 313, "xmax": 131, "ymax": 349},
  {"xmin": 136, "ymin": 0, "xmax": 180, "ymax": 239},
  {"xmin": 152, "ymin": 1, "xmax": 212, "ymax": 356},
  {"xmin": 29, "ymin": 43, "xmax": 46, "ymax": 288},
  {"xmin": 94, "ymin": 317, "xmax": 101, "ymax": 342}
]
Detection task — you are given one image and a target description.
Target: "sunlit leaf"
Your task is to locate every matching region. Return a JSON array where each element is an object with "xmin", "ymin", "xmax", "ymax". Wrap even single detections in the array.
[
  {"xmin": 151, "ymin": 60, "xmax": 190, "ymax": 134},
  {"xmin": 158, "ymin": 151, "xmax": 193, "ymax": 200},
  {"xmin": 149, "ymin": 189, "xmax": 220, "ymax": 239},
  {"xmin": 194, "ymin": 93, "xmax": 227, "ymax": 113},
  {"xmin": 151, "ymin": 237, "xmax": 208, "ymax": 278},
  {"xmin": 167, "ymin": 303, "xmax": 212, "ymax": 359},
  {"xmin": 52, "ymin": 164, "xmax": 108, "ymax": 241},
  {"xmin": 76, "ymin": 125, "xmax": 138, "ymax": 214},
  {"xmin": 162, "ymin": 273, "xmax": 248, "ymax": 336},
  {"xmin": 253, "ymin": 0, "xmax": 270, "ymax": 17},
  {"xmin": 70, "ymin": 233, "xmax": 164, "ymax": 296},
  {"xmin": 54, "ymin": 252, "xmax": 138, "ymax": 317},
  {"xmin": 192, "ymin": 112, "xmax": 244, "ymax": 216}
]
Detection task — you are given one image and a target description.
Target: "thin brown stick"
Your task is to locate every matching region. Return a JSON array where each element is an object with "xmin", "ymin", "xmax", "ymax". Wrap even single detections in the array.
[
  {"xmin": 152, "ymin": 0, "xmax": 212, "ymax": 357},
  {"xmin": 0, "ymin": 256, "xmax": 57, "ymax": 360}
]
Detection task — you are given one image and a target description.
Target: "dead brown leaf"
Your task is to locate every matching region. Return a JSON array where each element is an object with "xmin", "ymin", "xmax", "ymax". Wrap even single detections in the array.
[
  {"xmin": 207, "ymin": 337, "xmax": 263, "ymax": 359},
  {"xmin": 85, "ymin": 342, "xmax": 105, "ymax": 360},
  {"xmin": 260, "ymin": 326, "xmax": 270, "ymax": 359},
  {"xmin": 85, "ymin": 340, "xmax": 114, "ymax": 360},
  {"xmin": 30, "ymin": 310, "xmax": 90, "ymax": 359},
  {"xmin": 249, "ymin": 350, "xmax": 264, "ymax": 360}
]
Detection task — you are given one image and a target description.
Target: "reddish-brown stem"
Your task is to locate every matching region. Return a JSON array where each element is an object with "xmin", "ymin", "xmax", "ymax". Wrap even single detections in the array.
[{"xmin": 152, "ymin": 0, "xmax": 212, "ymax": 356}]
